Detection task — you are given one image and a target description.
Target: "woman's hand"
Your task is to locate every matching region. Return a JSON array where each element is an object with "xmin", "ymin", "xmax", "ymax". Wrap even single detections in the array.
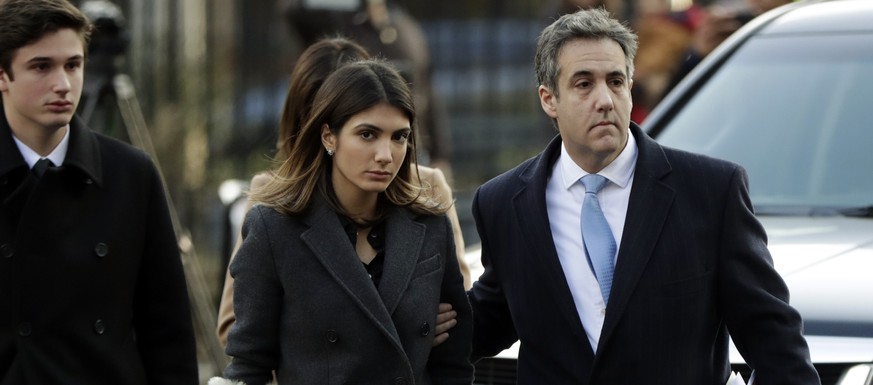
[{"xmin": 432, "ymin": 303, "xmax": 458, "ymax": 347}]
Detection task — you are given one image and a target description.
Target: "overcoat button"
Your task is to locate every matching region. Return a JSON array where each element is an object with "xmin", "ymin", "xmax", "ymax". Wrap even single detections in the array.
[
  {"xmin": 393, "ymin": 377, "xmax": 408, "ymax": 385},
  {"xmin": 94, "ymin": 320, "xmax": 105, "ymax": 335},
  {"xmin": 85, "ymin": 178, "xmax": 93, "ymax": 185},
  {"xmin": 1, "ymin": 244, "xmax": 13, "ymax": 259},
  {"xmin": 19, "ymin": 322, "xmax": 32, "ymax": 337},
  {"xmin": 94, "ymin": 243, "xmax": 108, "ymax": 257},
  {"xmin": 420, "ymin": 322, "xmax": 430, "ymax": 337},
  {"xmin": 326, "ymin": 330, "xmax": 338, "ymax": 343}
]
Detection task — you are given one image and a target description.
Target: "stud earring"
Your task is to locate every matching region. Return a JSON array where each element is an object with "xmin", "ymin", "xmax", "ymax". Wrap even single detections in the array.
[{"xmin": 327, "ymin": 148, "xmax": 334, "ymax": 156}]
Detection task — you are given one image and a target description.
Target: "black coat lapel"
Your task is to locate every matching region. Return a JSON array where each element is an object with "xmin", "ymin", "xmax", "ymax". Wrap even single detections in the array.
[
  {"xmin": 597, "ymin": 123, "xmax": 675, "ymax": 352},
  {"xmin": 0, "ymin": 109, "xmax": 32, "ymax": 227},
  {"xmin": 301, "ymin": 202, "xmax": 403, "ymax": 348},
  {"xmin": 0, "ymin": 115, "xmax": 100, "ymax": 234},
  {"xmin": 377, "ymin": 207, "xmax": 425, "ymax": 316},
  {"xmin": 512, "ymin": 135, "xmax": 594, "ymax": 352}
]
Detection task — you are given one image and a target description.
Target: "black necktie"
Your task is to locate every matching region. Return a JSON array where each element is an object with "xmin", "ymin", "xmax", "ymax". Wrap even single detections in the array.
[{"xmin": 32, "ymin": 158, "xmax": 54, "ymax": 178}]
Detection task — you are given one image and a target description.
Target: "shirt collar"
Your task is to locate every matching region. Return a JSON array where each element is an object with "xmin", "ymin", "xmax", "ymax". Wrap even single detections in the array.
[
  {"xmin": 12, "ymin": 125, "xmax": 70, "ymax": 169},
  {"xmin": 559, "ymin": 128, "xmax": 638, "ymax": 190}
]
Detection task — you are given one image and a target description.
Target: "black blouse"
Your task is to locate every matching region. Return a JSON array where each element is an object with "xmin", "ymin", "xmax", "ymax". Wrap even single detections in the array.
[{"xmin": 340, "ymin": 216, "xmax": 386, "ymax": 288}]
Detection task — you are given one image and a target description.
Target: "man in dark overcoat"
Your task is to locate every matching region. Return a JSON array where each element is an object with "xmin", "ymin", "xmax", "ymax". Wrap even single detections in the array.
[
  {"xmin": 467, "ymin": 8, "xmax": 819, "ymax": 385},
  {"xmin": 0, "ymin": 0, "xmax": 197, "ymax": 383}
]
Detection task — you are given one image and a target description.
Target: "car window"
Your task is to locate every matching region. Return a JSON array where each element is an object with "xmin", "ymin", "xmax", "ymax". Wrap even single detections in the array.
[{"xmin": 655, "ymin": 33, "xmax": 873, "ymax": 210}]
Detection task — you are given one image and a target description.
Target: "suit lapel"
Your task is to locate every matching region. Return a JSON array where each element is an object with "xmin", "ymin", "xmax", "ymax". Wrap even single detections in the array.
[
  {"xmin": 0, "ymin": 170, "xmax": 33, "ymax": 229},
  {"xmin": 597, "ymin": 123, "xmax": 675, "ymax": 352},
  {"xmin": 0, "ymin": 116, "xmax": 99, "ymax": 234},
  {"xmin": 513, "ymin": 136, "xmax": 594, "ymax": 353},
  {"xmin": 378, "ymin": 207, "xmax": 425, "ymax": 316},
  {"xmin": 301, "ymin": 202, "xmax": 403, "ymax": 347},
  {"xmin": 1, "ymin": 112, "xmax": 34, "ymax": 228}
]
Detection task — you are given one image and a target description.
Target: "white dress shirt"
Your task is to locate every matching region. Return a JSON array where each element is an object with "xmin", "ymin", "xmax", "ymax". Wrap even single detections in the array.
[
  {"xmin": 545, "ymin": 129, "xmax": 638, "ymax": 352},
  {"xmin": 12, "ymin": 125, "xmax": 70, "ymax": 169}
]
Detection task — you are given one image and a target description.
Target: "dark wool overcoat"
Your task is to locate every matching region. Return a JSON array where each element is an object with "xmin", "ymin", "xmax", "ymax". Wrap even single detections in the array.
[
  {"xmin": 468, "ymin": 123, "xmax": 820, "ymax": 385},
  {"xmin": 224, "ymin": 200, "xmax": 473, "ymax": 385},
  {"xmin": 0, "ymin": 113, "xmax": 197, "ymax": 385}
]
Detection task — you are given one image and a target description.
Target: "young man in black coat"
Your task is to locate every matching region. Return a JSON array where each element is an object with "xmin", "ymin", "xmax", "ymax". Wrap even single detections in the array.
[{"xmin": 0, "ymin": 0, "xmax": 198, "ymax": 383}]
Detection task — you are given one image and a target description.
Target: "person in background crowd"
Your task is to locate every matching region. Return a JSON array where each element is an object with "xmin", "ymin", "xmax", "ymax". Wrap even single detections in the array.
[
  {"xmin": 0, "ymin": 0, "xmax": 197, "ymax": 383},
  {"xmin": 661, "ymin": 0, "xmax": 791, "ymax": 97},
  {"xmin": 626, "ymin": 1, "xmax": 696, "ymax": 122},
  {"xmin": 280, "ymin": 0, "xmax": 453, "ymax": 176},
  {"xmin": 213, "ymin": 59, "xmax": 473, "ymax": 385}
]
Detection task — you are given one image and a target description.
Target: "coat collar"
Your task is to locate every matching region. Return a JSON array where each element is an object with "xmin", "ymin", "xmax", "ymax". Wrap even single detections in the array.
[
  {"xmin": 0, "ymin": 107, "xmax": 28, "ymax": 178},
  {"xmin": 0, "ymin": 109, "xmax": 103, "ymax": 186},
  {"xmin": 63, "ymin": 116, "xmax": 103, "ymax": 186},
  {"xmin": 300, "ymin": 198, "xmax": 426, "ymax": 350}
]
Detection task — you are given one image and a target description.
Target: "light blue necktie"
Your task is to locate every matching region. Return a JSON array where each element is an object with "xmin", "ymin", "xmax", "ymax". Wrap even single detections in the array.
[{"xmin": 580, "ymin": 174, "xmax": 616, "ymax": 304}]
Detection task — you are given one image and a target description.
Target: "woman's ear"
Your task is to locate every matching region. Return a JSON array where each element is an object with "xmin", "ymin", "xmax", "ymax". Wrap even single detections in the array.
[{"xmin": 321, "ymin": 124, "xmax": 336, "ymax": 153}]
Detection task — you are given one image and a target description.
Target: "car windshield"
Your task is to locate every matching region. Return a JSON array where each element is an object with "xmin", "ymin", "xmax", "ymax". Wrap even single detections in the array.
[{"xmin": 654, "ymin": 32, "xmax": 873, "ymax": 214}]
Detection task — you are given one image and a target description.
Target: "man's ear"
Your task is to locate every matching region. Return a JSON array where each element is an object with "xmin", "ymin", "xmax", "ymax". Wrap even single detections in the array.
[
  {"xmin": 539, "ymin": 85, "xmax": 558, "ymax": 119},
  {"xmin": 321, "ymin": 124, "xmax": 335, "ymax": 152},
  {"xmin": 0, "ymin": 68, "xmax": 9, "ymax": 92}
]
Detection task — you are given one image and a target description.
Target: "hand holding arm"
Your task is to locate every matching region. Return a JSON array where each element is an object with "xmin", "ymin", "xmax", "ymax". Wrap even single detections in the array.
[{"xmin": 431, "ymin": 303, "xmax": 458, "ymax": 347}]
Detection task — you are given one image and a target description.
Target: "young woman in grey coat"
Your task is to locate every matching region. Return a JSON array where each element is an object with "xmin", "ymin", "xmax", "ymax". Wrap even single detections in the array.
[{"xmin": 213, "ymin": 59, "xmax": 473, "ymax": 385}]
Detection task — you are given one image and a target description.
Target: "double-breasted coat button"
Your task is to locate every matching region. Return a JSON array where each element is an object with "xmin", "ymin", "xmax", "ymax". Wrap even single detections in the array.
[
  {"xmin": 94, "ymin": 320, "xmax": 105, "ymax": 335},
  {"xmin": 94, "ymin": 243, "xmax": 108, "ymax": 257},
  {"xmin": 19, "ymin": 322, "xmax": 32, "ymax": 337},
  {"xmin": 1, "ymin": 244, "xmax": 12, "ymax": 259},
  {"xmin": 393, "ymin": 377, "xmax": 408, "ymax": 385},
  {"xmin": 326, "ymin": 330, "xmax": 338, "ymax": 343},
  {"xmin": 420, "ymin": 322, "xmax": 430, "ymax": 337}
]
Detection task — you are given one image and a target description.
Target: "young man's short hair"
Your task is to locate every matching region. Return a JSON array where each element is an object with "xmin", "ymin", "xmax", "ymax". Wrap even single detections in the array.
[{"xmin": 0, "ymin": 0, "xmax": 92, "ymax": 80}]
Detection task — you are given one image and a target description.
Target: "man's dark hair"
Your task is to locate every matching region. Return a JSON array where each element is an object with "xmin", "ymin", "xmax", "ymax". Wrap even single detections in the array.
[
  {"xmin": 535, "ymin": 7, "xmax": 638, "ymax": 97},
  {"xmin": 0, "ymin": 0, "xmax": 93, "ymax": 80}
]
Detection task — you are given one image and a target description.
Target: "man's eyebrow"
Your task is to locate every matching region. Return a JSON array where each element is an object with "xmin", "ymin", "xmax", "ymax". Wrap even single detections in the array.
[
  {"xmin": 25, "ymin": 54, "xmax": 84, "ymax": 64},
  {"xmin": 569, "ymin": 70, "xmax": 627, "ymax": 80},
  {"xmin": 568, "ymin": 70, "xmax": 594, "ymax": 79}
]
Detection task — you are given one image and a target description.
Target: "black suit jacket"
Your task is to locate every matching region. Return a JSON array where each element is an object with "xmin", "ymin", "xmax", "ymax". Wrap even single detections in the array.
[
  {"xmin": 468, "ymin": 123, "xmax": 819, "ymax": 385},
  {"xmin": 0, "ymin": 114, "xmax": 197, "ymax": 384}
]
